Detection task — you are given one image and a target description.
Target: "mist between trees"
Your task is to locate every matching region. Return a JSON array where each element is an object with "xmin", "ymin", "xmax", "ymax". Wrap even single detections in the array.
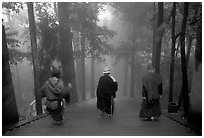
[{"xmin": 2, "ymin": 2, "xmax": 201, "ymax": 120}]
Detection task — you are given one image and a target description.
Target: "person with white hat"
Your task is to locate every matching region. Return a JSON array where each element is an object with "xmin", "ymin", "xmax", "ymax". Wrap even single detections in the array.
[{"xmin": 96, "ymin": 67, "xmax": 118, "ymax": 118}]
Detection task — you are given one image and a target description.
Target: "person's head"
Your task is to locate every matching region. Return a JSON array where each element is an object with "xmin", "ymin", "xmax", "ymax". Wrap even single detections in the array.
[
  {"xmin": 103, "ymin": 67, "xmax": 110, "ymax": 75},
  {"xmin": 147, "ymin": 64, "xmax": 155, "ymax": 73},
  {"xmin": 51, "ymin": 67, "xmax": 61, "ymax": 79}
]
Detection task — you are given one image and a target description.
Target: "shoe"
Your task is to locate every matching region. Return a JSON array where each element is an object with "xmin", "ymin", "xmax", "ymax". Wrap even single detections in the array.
[
  {"xmin": 144, "ymin": 116, "xmax": 153, "ymax": 121},
  {"xmin": 53, "ymin": 120, "xmax": 63, "ymax": 126},
  {"xmin": 153, "ymin": 116, "xmax": 159, "ymax": 121},
  {"xmin": 144, "ymin": 117, "xmax": 151, "ymax": 121},
  {"xmin": 150, "ymin": 116, "xmax": 154, "ymax": 121},
  {"xmin": 100, "ymin": 111, "xmax": 106, "ymax": 116},
  {"xmin": 107, "ymin": 114, "xmax": 112, "ymax": 118}
]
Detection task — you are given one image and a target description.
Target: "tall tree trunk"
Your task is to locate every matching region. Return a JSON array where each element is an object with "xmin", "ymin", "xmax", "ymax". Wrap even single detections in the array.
[
  {"xmin": 79, "ymin": 5, "xmax": 86, "ymax": 101},
  {"xmin": 58, "ymin": 2, "xmax": 78, "ymax": 103},
  {"xmin": 130, "ymin": 50, "xmax": 136, "ymax": 97},
  {"xmin": 175, "ymin": 41, "xmax": 180, "ymax": 58},
  {"xmin": 53, "ymin": 2, "xmax": 58, "ymax": 17},
  {"xmin": 129, "ymin": 26, "xmax": 136, "ymax": 97},
  {"xmin": 195, "ymin": 8, "xmax": 202, "ymax": 72},
  {"xmin": 2, "ymin": 24, "xmax": 19, "ymax": 126},
  {"xmin": 168, "ymin": 2, "xmax": 176, "ymax": 103},
  {"xmin": 75, "ymin": 59, "xmax": 82, "ymax": 100},
  {"xmin": 180, "ymin": 2, "xmax": 189, "ymax": 117},
  {"xmin": 152, "ymin": 2, "xmax": 156, "ymax": 68},
  {"xmin": 78, "ymin": 5, "xmax": 86, "ymax": 101},
  {"xmin": 27, "ymin": 2, "xmax": 42, "ymax": 115},
  {"xmin": 38, "ymin": 17, "xmax": 52, "ymax": 87},
  {"xmin": 186, "ymin": 7, "xmax": 198, "ymax": 66},
  {"xmin": 179, "ymin": 5, "xmax": 200, "ymax": 109},
  {"xmin": 81, "ymin": 33, "xmax": 86, "ymax": 100},
  {"xmin": 90, "ymin": 7, "xmax": 97, "ymax": 98},
  {"xmin": 123, "ymin": 58, "xmax": 128, "ymax": 96},
  {"xmin": 90, "ymin": 51, "xmax": 95, "ymax": 98},
  {"xmin": 154, "ymin": 2, "xmax": 164, "ymax": 73},
  {"xmin": 15, "ymin": 62, "xmax": 22, "ymax": 97},
  {"xmin": 186, "ymin": 35, "xmax": 193, "ymax": 66}
]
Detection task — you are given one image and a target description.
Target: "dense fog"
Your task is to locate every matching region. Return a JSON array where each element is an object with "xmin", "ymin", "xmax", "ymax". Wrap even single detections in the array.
[{"xmin": 2, "ymin": 2, "xmax": 201, "ymax": 120}]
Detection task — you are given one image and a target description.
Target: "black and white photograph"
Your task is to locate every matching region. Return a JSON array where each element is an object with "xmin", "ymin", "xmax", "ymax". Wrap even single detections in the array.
[{"xmin": 2, "ymin": 1, "xmax": 202, "ymax": 136}]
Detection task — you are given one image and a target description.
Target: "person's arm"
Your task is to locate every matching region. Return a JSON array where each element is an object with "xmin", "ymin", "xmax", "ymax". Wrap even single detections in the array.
[
  {"xmin": 113, "ymin": 81, "xmax": 118, "ymax": 92},
  {"xmin": 159, "ymin": 75, "xmax": 163, "ymax": 98},
  {"xmin": 158, "ymin": 83, "xmax": 163, "ymax": 98},
  {"xmin": 59, "ymin": 81, "xmax": 72, "ymax": 98},
  {"xmin": 96, "ymin": 78, "xmax": 102, "ymax": 97},
  {"xmin": 112, "ymin": 82, "xmax": 118, "ymax": 98},
  {"xmin": 40, "ymin": 83, "xmax": 46, "ymax": 98},
  {"xmin": 142, "ymin": 85, "xmax": 148, "ymax": 100}
]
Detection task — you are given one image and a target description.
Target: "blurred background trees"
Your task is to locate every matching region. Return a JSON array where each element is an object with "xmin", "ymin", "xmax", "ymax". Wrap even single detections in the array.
[{"xmin": 2, "ymin": 2, "xmax": 202, "ymax": 121}]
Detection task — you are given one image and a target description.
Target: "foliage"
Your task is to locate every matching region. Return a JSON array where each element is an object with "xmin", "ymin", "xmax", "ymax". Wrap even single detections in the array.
[
  {"xmin": 160, "ymin": 2, "xmax": 201, "ymax": 107},
  {"xmin": 111, "ymin": 3, "xmax": 153, "ymax": 27},
  {"xmin": 70, "ymin": 2, "xmax": 116, "ymax": 60},
  {"xmin": 33, "ymin": 2, "xmax": 116, "ymax": 86},
  {"xmin": 5, "ymin": 28, "xmax": 21, "ymax": 48},
  {"xmin": 111, "ymin": 3, "xmax": 153, "ymax": 66},
  {"xmin": 2, "ymin": 2, "xmax": 32, "ymax": 65},
  {"xmin": 34, "ymin": 2, "xmax": 60, "ymax": 87},
  {"xmin": 8, "ymin": 49, "xmax": 31, "ymax": 65},
  {"xmin": 113, "ymin": 41, "xmax": 135, "ymax": 65},
  {"xmin": 2, "ymin": 2, "xmax": 23, "ymax": 13},
  {"xmin": 86, "ymin": 25, "xmax": 116, "ymax": 58}
]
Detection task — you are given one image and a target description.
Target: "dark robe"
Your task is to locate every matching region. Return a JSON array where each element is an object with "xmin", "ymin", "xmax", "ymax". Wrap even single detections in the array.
[
  {"xmin": 139, "ymin": 72, "xmax": 162, "ymax": 118},
  {"xmin": 96, "ymin": 74, "xmax": 118, "ymax": 114}
]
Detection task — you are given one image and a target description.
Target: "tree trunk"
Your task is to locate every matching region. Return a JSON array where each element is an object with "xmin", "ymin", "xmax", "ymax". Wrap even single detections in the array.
[
  {"xmin": 186, "ymin": 35, "xmax": 193, "ymax": 66},
  {"xmin": 53, "ymin": 2, "xmax": 58, "ymax": 17},
  {"xmin": 152, "ymin": 2, "xmax": 156, "ymax": 68},
  {"xmin": 123, "ymin": 58, "xmax": 128, "ymax": 96},
  {"xmin": 195, "ymin": 8, "xmax": 202, "ymax": 72},
  {"xmin": 75, "ymin": 59, "xmax": 82, "ymax": 100},
  {"xmin": 168, "ymin": 2, "xmax": 176, "ymax": 103},
  {"xmin": 130, "ymin": 50, "xmax": 136, "ymax": 97},
  {"xmin": 178, "ymin": 35, "xmax": 191, "ymax": 109},
  {"xmin": 90, "ymin": 3, "xmax": 98, "ymax": 99},
  {"xmin": 90, "ymin": 51, "xmax": 95, "ymax": 98},
  {"xmin": 180, "ymin": 2, "xmax": 189, "ymax": 117},
  {"xmin": 2, "ymin": 24, "xmax": 19, "ymax": 126},
  {"xmin": 81, "ymin": 33, "xmax": 86, "ymax": 100},
  {"xmin": 27, "ymin": 2, "xmax": 42, "ymax": 115},
  {"xmin": 187, "ymin": 7, "xmax": 198, "ymax": 66},
  {"xmin": 175, "ymin": 41, "xmax": 180, "ymax": 58},
  {"xmin": 154, "ymin": 2, "xmax": 164, "ymax": 73},
  {"xmin": 58, "ymin": 2, "xmax": 78, "ymax": 103}
]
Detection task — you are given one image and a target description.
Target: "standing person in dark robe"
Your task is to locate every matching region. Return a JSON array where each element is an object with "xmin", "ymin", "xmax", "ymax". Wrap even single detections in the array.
[
  {"xmin": 139, "ymin": 65, "xmax": 163, "ymax": 121},
  {"xmin": 96, "ymin": 67, "xmax": 118, "ymax": 118},
  {"xmin": 41, "ymin": 67, "xmax": 71, "ymax": 125}
]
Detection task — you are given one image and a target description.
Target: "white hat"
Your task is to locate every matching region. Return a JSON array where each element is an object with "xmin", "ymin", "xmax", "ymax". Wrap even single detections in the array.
[{"xmin": 103, "ymin": 67, "xmax": 110, "ymax": 74}]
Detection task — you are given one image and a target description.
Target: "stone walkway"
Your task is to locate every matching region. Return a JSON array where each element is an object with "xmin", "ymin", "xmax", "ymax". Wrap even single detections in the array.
[{"xmin": 3, "ymin": 98, "xmax": 200, "ymax": 136}]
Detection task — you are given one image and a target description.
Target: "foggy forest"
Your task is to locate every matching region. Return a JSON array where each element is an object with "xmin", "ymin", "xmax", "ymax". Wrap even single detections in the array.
[{"xmin": 2, "ymin": 1, "xmax": 202, "ymax": 126}]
